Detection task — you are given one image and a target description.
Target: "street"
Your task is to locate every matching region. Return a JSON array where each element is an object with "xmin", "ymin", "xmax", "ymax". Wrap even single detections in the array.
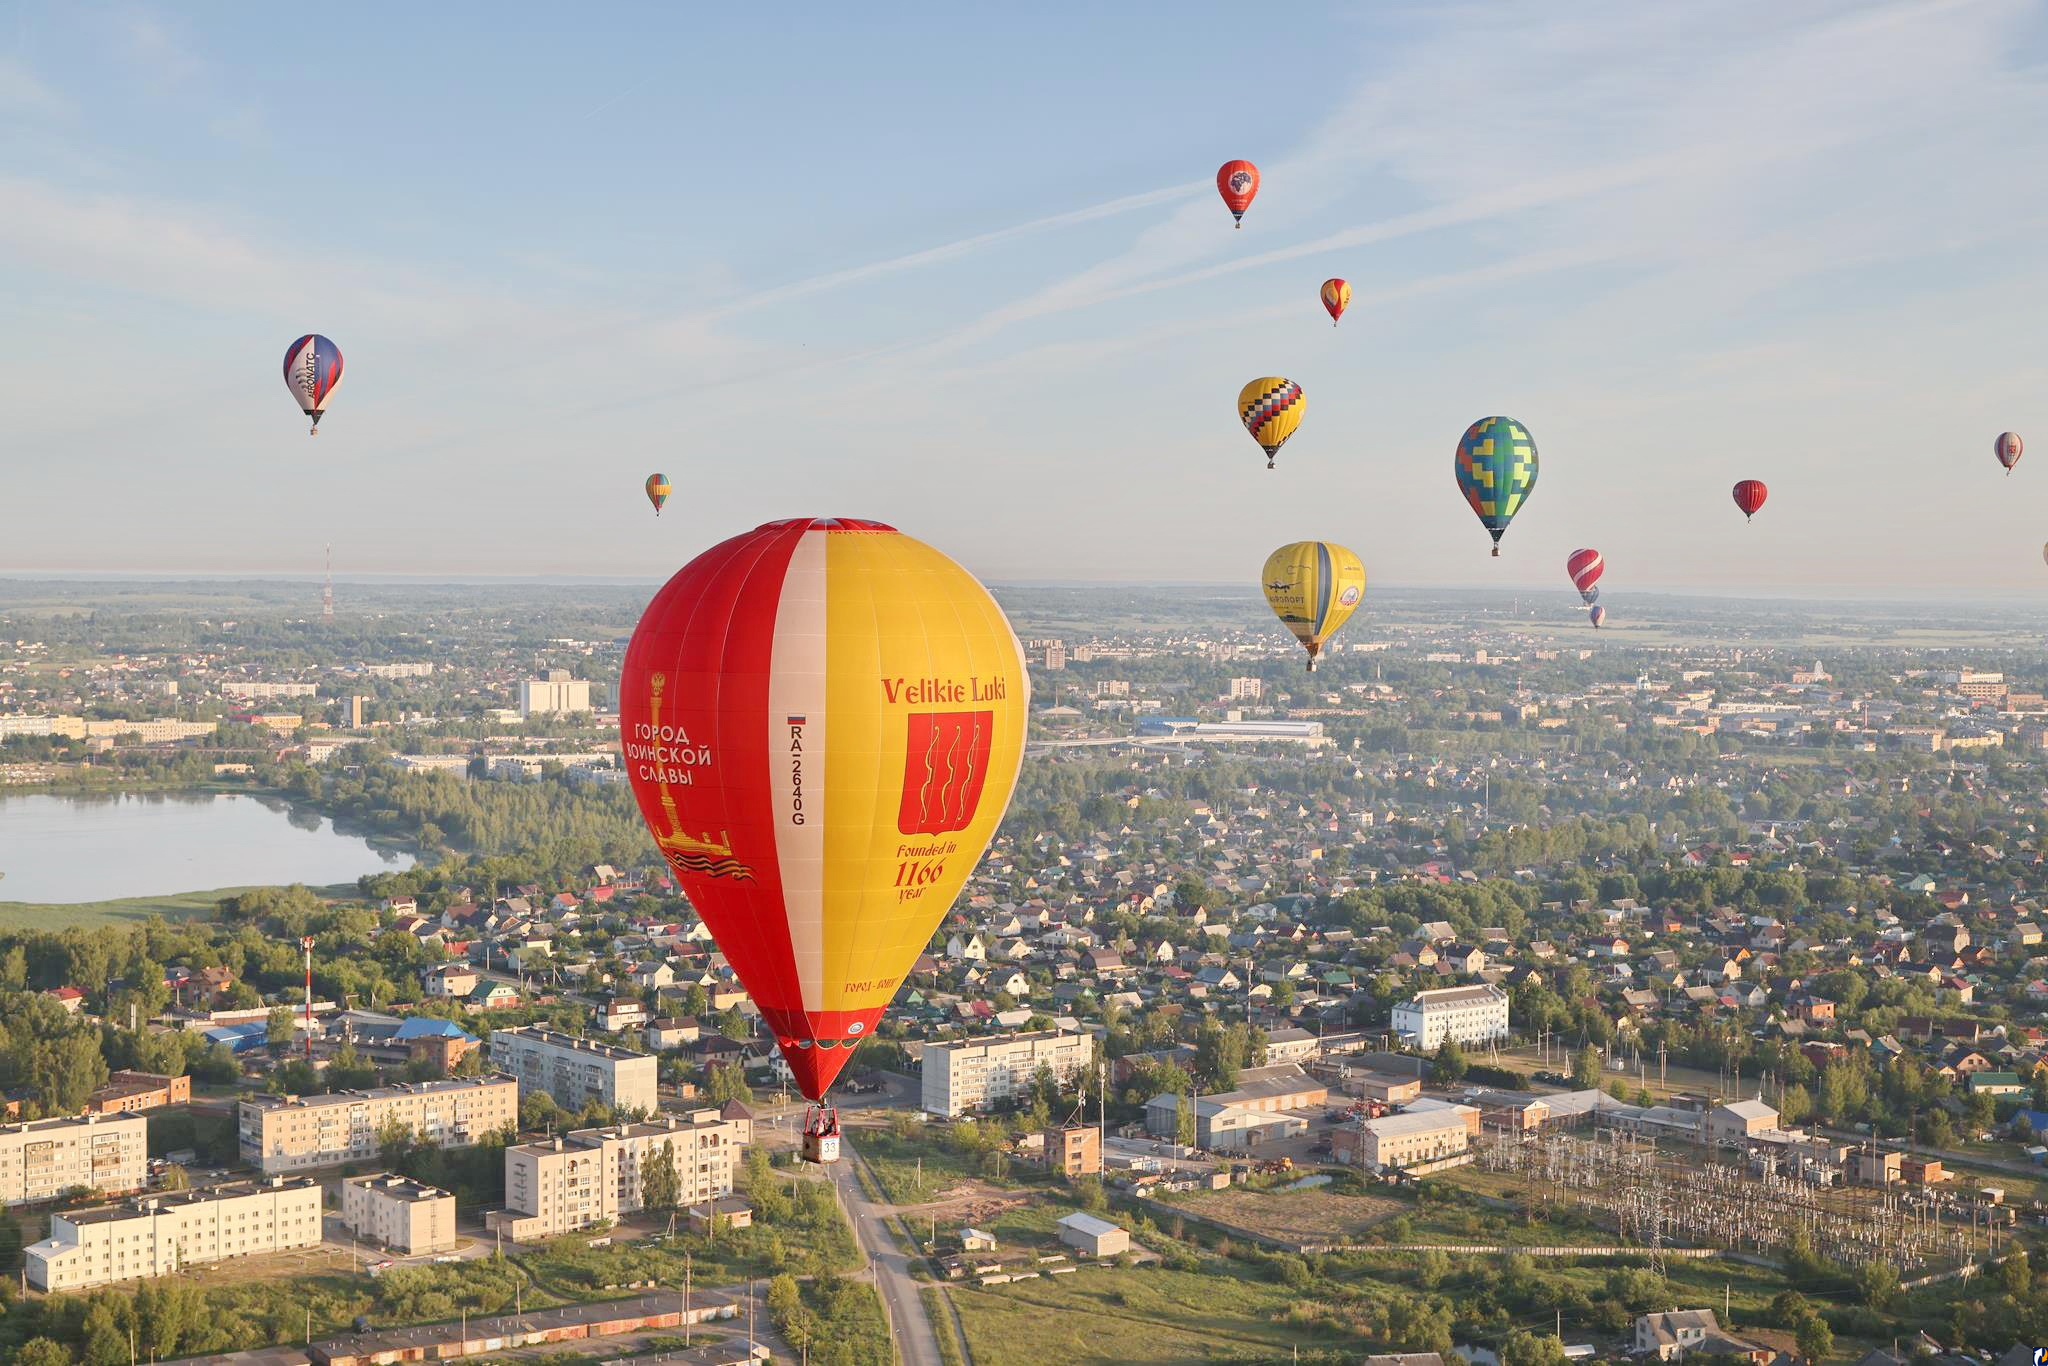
[{"xmin": 826, "ymin": 1135, "xmax": 946, "ymax": 1366}]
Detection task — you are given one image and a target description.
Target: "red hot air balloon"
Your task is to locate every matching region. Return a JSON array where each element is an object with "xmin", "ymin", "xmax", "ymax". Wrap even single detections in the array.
[
  {"xmin": 1320, "ymin": 278, "xmax": 1350, "ymax": 326},
  {"xmin": 1217, "ymin": 160, "xmax": 1259, "ymax": 228},
  {"xmin": 1565, "ymin": 548, "xmax": 1603, "ymax": 604},
  {"xmin": 1732, "ymin": 480, "xmax": 1768, "ymax": 521},
  {"xmin": 1995, "ymin": 431, "xmax": 2024, "ymax": 474}
]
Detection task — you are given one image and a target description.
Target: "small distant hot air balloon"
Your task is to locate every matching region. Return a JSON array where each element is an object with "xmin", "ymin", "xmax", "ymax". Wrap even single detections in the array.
[
  {"xmin": 1217, "ymin": 160, "xmax": 1259, "ymax": 228},
  {"xmin": 1589, "ymin": 604, "xmax": 1607, "ymax": 629},
  {"xmin": 645, "ymin": 473, "xmax": 672, "ymax": 516},
  {"xmin": 1320, "ymin": 278, "xmax": 1350, "ymax": 327},
  {"xmin": 1995, "ymin": 432, "xmax": 2024, "ymax": 475},
  {"xmin": 1566, "ymin": 548, "xmax": 1604, "ymax": 604},
  {"xmin": 282, "ymin": 334, "xmax": 343, "ymax": 435},
  {"xmin": 1454, "ymin": 416, "xmax": 1538, "ymax": 556},
  {"xmin": 1733, "ymin": 479, "xmax": 1769, "ymax": 521},
  {"xmin": 1261, "ymin": 541, "xmax": 1366, "ymax": 672},
  {"xmin": 1239, "ymin": 377, "xmax": 1305, "ymax": 469}
]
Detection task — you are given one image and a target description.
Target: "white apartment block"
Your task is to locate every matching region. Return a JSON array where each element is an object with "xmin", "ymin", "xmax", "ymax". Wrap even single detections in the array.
[
  {"xmin": 518, "ymin": 670, "xmax": 592, "ymax": 717},
  {"xmin": 341, "ymin": 1174, "xmax": 458, "ymax": 1254},
  {"xmin": 26, "ymin": 1177, "xmax": 323, "ymax": 1292},
  {"xmin": 488, "ymin": 1026, "xmax": 659, "ymax": 1116},
  {"xmin": 921, "ymin": 1030, "xmax": 1092, "ymax": 1118},
  {"xmin": 487, "ymin": 1109, "xmax": 743, "ymax": 1242},
  {"xmin": 0, "ymin": 1113, "xmax": 149, "ymax": 1207},
  {"xmin": 239, "ymin": 1076, "xmax": 518, "ymax": 1175},
  {"xmin": 1391, "ymin": 983, "xmax": 1511, "ymax": 1050}
]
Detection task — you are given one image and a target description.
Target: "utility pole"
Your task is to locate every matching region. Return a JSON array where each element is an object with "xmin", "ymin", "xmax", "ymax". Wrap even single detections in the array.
[
  {"xmin": 302, "ymin": 936, "xmax": 316, "ymax": 1063},
  {"xmin": 684, "ymin": 1252, "xmax": 693, "ymax": 1346}
]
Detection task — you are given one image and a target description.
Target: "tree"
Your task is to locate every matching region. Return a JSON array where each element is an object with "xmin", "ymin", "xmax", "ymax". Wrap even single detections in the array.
[
  {"xmin": 81, "ymin": 1301, "xmax": 128, "ymax": 1366},
  {"xmin": 1778, "ymin": 1083, "xmax": 1813, "ymax": 1126},
  {"xmin": 642, "ymin": 1138, "xmax": 680, "ymax": 1213},
  {"xmin": 704, "ymin": 1062, "xmax": 752, "ymax": 1106},
  {"xmin": 1433, "ymin": 1038, "xmax": 1468, "ymax": 1083},
  {"xmin": 2000, "ymin": 1248, "xmax": 2031, "ymax": 1298},
  {"xmin": 15, "ymin": 1340, "xmax": 71, "ymax": 1366},
  {"xmin": 766, "ymin": 1273, "xmax": 802, "ymax": 1320},
  {"xmin": 158, "ymin": 1163, "xmax": 191, "ymax": 1191},
  {"xmin": 1795, "ymin": 1313, "xmax": 1834, "ymax": 1363},
  {"xmin": 376, "ymin": 1113, "xmax": 416, "ymax": 1168},
  {"xmin": 266, "ymin": 1005, "xmax": 297, "ymax": 1050},
  {"xmin": 1572, "ymin": 1043, "xmax": 1603, "ymax": 1090},
  {"xmin": 1503, "ymin": 1331, "xmax": 1571, "ymax": 1366},
  {"xmin": 1175, "ymin": 1093, "xmax": 1196, "ymax": 1149},
  {"xmin": 1854, "ymin": 1259, "xmax": 1898, "ymax": 1310}
]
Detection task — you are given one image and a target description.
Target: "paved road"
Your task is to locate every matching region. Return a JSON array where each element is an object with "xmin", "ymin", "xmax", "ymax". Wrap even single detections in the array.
[{"xmin": 827, "ymin": 1137, "xmax": 944, "ymax": 1366}]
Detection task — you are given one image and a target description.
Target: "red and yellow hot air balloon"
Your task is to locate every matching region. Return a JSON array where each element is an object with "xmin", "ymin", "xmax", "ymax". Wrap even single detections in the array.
[
  {"xmin": 1995, "ymin": 432, "xmax": 2024, "ymax": 475},
  {"xmin": 621, "ymin": 518, "xmax": 1028, "ymax": 1153},
  {"xmin": 1732, "ymin": 479, "xmax": 1768, "ymax": 521},
  {"xmin": 645, "ymin": 473, "xmax": 672, "ymax": 516},
  {"xmin": 1320, "ymin": 278, "xmax": 1350, "ymax": 326},
  {"xmin": 1565, "ymin": 548, "xmax": 1603, "ymax": 604},
  {"xmin": 1217, "ymin": 160, "xmax": 1259, "ymax": 227}
]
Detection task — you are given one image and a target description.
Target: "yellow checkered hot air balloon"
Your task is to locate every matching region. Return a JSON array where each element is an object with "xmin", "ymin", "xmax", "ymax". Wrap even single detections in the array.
[
  {"xmin": 1261, "ymin": 540, "xmax": 1366, "ymax": 671},
  {"xmin": 644, "ymin": 473, "xmax": 672, "ymax": 516},
  {"xmin": 1238, "ymin": 377, "xmax": 1305, "ymax": 470}
]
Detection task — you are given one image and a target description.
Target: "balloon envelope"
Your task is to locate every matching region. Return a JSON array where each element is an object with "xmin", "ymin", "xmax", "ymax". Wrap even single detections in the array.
[
  {"xmin": 282, "ymin": 334, "xmax": 343, "ymax": 433},
  {"xmin": 621, "ymin": 518, "xmax": 1028, "ymax": 1101},
  {"xmin": 645, "ymin": 473, "xmax": 672, "ymax": 515},
  {"xmin": 1589, "ymin": 605, "xmax": 1607, "ymax": 629},
  {"xmin": 1261, "ymin": 541, "xmax": 1366, "ymax": 670},
  {"xmin": 1454, "ymin": 417, "xmax": 1538, "ymax": 555},
  {"xmin": 1320, "ymin": 278, "xmax": 1350, "ymax": 325},
  {"xmin": 1217, "ymin": 160, "xmax": 1260, "ymax": 225},
  {"xmin": 1996, "ymin": 432, "xmax": 2024, "ymax": 473},
  {"xmin": 1733, "ymin": 479, "xmax": 1769, "ymax": 520},
  {"xmin": 1565, "ymin": 548, "xmax": 1604, "ymax": 595},
  {"xmin": 1238, "ymin": 377, "xmax": 1305, "ymax": 468}
]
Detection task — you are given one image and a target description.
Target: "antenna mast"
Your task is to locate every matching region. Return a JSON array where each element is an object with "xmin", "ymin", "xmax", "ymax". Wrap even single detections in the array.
[{"xmin": 323, "ymin": 544, "xmax": 334, "ymax": 620}]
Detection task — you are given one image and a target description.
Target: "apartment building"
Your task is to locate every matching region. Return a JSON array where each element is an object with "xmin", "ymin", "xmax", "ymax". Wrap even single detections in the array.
[
  {"xmin": 239, "ymin": 1077, "xmax": 518, "ymax": 1175},
  {"xmin": 488, "ymin": 1109, "xmax": 743, "ymax": 1242},
  {"xmin": 920, "ymin": 1029, "xmax": 1092, "ymax": 1118},
  {"xmin": 26, "ymin": 1176, "xmax": 323, "ymax": 1292},
  {"xmin": 488, "ymin": 1026, "xmax": 659, "ymax": 1116},
  {"xmin": 341, "ymin": 1174, "xmax": 458, "ymax": 1255},
  {"xmin": 0, "ymin": 1113, "xmax": 149, "ymax": 1207},
  {"xmin": 1390, "ymin": 983, "xmax": 1511, "ymax": 1049},
  {"xmin": 519, "ymin": 670, "xmax": 592, "ymax": 717}
]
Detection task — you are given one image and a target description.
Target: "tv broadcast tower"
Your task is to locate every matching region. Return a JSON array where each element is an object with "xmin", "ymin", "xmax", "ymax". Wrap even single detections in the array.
[
  {"xmin": 322, "ymin": 544, "xmax": 334, "ymax": 620},
  {"xmin": 301, "ymin": 936, "xmax": 316, "ymax": 1062}
]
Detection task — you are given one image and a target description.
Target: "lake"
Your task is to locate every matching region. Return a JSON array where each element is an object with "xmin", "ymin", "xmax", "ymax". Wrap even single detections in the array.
[{"xmin": 0, "ymin": 792, "xmax": 415, "ymax": 903}]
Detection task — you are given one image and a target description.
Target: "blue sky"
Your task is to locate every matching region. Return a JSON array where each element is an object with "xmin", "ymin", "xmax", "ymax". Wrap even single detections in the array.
[{"xmin": 5, "ymin": 2, "xmax": 2048, "ymax": 595}]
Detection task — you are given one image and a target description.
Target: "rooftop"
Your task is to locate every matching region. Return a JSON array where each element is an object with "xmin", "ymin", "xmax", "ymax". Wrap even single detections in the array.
[
  {"xmin": 242, "ymin": 1075, "xmax": 514, "ymax": 1112},
  {"xmin": 491, "ymin": 1025, "xmax": 649, "ymax": 1061}
]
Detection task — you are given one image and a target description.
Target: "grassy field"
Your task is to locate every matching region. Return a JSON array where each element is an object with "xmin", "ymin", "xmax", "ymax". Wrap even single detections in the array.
[
  {"xmin": 0, "ymin": 881, "xmax": 362, "ymax": 930},
  {"xmin": 947, "ymin": 1262, "xmax": 1349, "ymax": 1365},
  {"xmin": 853, "ymin": 1125, "xmax": 1034, "ymax": 1205},
  {"xmin": 1163, "ymin": 1183, "xmax": 1403, "ymax": 1246}
]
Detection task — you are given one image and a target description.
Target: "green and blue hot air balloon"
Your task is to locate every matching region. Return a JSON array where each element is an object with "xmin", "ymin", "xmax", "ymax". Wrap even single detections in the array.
[{"xmin": 1454, "ymin": 415, "xmax": 1538, "ymax": 557}]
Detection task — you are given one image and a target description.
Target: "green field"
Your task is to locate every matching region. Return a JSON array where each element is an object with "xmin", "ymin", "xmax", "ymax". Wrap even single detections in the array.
[
  {"xmin": 0, "ymin": 880, "xmax": 366, "ymax": 930},
  {"xmin": 947, "ymin": 1262, "xmax": 1348, "ymax": 1365},
  {"xmin": 0, "ymin": 886, "xmax": 245, "ymax": 929}
]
